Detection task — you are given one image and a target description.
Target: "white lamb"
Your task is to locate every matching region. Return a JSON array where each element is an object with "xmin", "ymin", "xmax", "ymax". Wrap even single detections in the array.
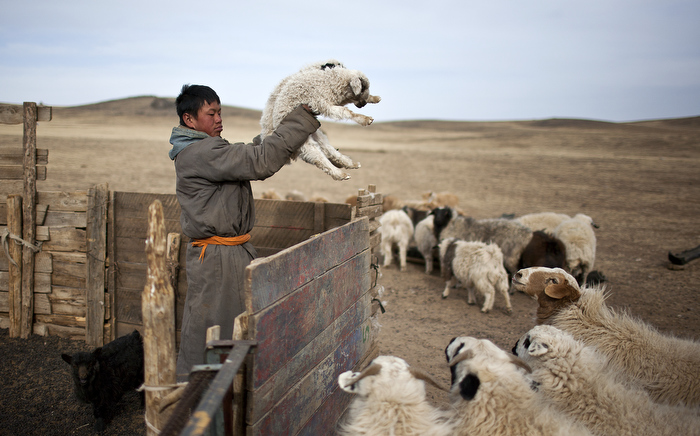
[
  {"xmin": 511, "ymin": 266, "xmax": 700, "ymax": 407},
  {"xmin": 260, "ymin": 59, "xmax": 381, "ymax": 181},
  {"xmin": 552, "ymin": 213, "xmax": 597, "ymax": 285},
  {"xmin": 514, "ymin": 325, "xmax": 700, "ymax": 436},
  {"xmin": 514, "ymin": 212, "xmax": 571, "ymax": 234},
  {"xmin": 439, "ymin": 237, "xmax": 512, "ymax": 313},
  {"xmin": 444, "ymin": 336, "xmax": 593, "ymax": 436},
  {"xmin": 414, "ymin": 213, "xmax": 437, "ymax": 274},
  {"xmin": 378, "ymin": 209, "xmax": 414, "ymax": 272},
  {"xmin": 337, "ymin": 355, "xmax": 454, "ymax": 436},
  {"xmin": 439, "ymin": 215, "xmax": 533, "ymax": 276}
]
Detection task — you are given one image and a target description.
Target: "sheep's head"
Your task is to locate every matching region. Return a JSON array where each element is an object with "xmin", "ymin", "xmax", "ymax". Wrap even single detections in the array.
[
  {"xmin": 338, "ymin": 355, "xmax": 447, "ymax": 402},
  {"xmin": 511, "ymin": 267, "xmax": 581, "ymax": 324},
  {"xmin": 445, "ymin": 336, "xmax": 531, "ymax": 401},
  {"xmin": 513, "ymin": 325, "xmax": 578, "ymax": 362},
  {"xmin": 341, "ymin": 70, "xmax": 381, "ymax": 109}
]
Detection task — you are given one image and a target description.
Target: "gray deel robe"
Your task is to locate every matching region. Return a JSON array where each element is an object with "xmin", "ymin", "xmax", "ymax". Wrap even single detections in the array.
[{"xmin": 169, "ymin": 106, "xmax": 320, "ymax": 378}]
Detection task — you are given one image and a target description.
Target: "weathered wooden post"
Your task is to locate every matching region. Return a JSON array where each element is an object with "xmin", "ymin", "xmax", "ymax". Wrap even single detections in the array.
[
  {"xmin": 142, "ymin": 199, "xmax": 177, "ymax": 435},
  {"xmin": 21, "ymin": 102, "xmax": 37, "ymax": 338},
  {"xmin": 7, "ymin": 194, "xmax": 23, "ymax": 337}
]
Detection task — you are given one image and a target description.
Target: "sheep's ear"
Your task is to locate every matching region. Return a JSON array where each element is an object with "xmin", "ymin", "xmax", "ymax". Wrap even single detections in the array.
[
  {"xmin": 544, "ymin": 281, "xmax": 578, "ymax": 300},
  {"xmin": 61, "ymin": 354, "xmax": 72, "ymax": 364},
  {"xmin": 93, "ymin": 347, "xmax": 102, "ymax": 359},
  {"xmin": 409, "ymin": 368, "xmax": 449, "ymax": 392},
  {"xmin": 458, "ymin": 373, "xmax": 480, "ymax": 401},
  {"xmin": 349, "ymin": 77, "xmax": 363, "ymax": 96},
  {"xmin": 528, "ymin": 338, "xmax": 550, "ymax": 357}
]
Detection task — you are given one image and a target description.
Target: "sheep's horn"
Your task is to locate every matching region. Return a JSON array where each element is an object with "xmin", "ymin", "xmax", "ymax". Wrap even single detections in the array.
[
  {"xmin": 509, "ymin": 354, "xmax": 532, "ymax": 374},
  {"xmin": 346, "ymin": 363, "xmax": 382, "ymax": 386},
  {"xmin": 448, "ymin": 349, "xmax": 475, "ymax": 367},
  {"xmin": 409, "ymin": 368, "xmax": 449, "ymax": 392}
]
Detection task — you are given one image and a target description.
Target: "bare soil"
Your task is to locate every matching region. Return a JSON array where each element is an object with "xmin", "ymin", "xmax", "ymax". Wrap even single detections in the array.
[{"xmin": 1, "ymin": 97, "xmax": 699, "ymax": 434}]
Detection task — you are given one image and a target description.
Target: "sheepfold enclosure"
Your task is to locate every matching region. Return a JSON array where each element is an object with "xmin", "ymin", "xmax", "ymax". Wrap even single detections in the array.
[{"xmin": 1, "ymin": 108, "xmax": 384, "ymax": 433}]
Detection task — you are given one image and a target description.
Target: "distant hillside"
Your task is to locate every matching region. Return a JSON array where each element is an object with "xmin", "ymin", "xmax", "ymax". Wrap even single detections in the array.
[
  {"xmin": 52, "ymin": 96, "xmax": 262, "ymax": 121},
  {"xmin": 47, "ymin": 96, "xmax": 700, "ymax": 130}
]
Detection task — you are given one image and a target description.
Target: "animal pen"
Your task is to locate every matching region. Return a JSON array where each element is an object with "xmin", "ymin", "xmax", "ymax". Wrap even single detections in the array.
[{"xmin": 1, "ymin": 102, "xmax": 385, "ymax": 435}]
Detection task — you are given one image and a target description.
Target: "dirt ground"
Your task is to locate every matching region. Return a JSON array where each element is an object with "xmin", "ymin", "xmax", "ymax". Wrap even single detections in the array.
[{"xmin": 1, "ymin": 97, "xmax": 699, "ymax": 435}]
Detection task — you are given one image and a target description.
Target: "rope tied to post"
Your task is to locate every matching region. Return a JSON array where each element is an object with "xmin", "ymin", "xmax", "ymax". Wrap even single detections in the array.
[{"xmin": 1, "ymin": 228, "xmax": 42, "ymax": 268}]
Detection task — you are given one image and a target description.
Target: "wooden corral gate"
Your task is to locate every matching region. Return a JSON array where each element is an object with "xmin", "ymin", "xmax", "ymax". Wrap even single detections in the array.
[{"xmin": 1, "ymin": 103, "xmax": 384, "ymax": 432}]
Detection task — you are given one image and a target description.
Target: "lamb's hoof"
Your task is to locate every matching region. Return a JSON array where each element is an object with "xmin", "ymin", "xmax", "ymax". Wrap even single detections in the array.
[
  {"xmin": 481, "ymin": 308, "xmax": 490, "ymax": 314},
  {"xmin": 504, "ymin": 308, "xmax": 513, "ymax": 315},
  {"xmin": 441, "ymin": 293, "xmax": 448, "ymax": 299},
  {"xmin": 329, "ymin": 172, "xmax": 351, "ymax": 181}
]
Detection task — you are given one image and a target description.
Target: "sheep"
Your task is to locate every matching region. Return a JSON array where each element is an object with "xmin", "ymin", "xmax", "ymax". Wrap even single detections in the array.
[
  {"xmin": 414, "ymin": 213, "xmax": 437, "ymax": 274},
  {"xmin": 518, "ymin": 230, "xmax": 567, "ymax": 271},
  {"xmin": 260, "ymin": 59, "xmax": 381, "ymax": 181},
  {"xmin": 514, "ymin": 212, "xmax": 571, "ymax": 234},
  {"xmin": 444, "ymin": 336, "xmax": 593, "ymax": 436},
  {"xmin": 552, "ymin": 213, "xmax": 598, "ymax": 285},
  {"xmin": 511, "ymin": 266, "xmax": 700, "ymax": 407},
  {"xmin": 421, "ymin": 191, "xmax": 460, "ymax": 209},
  {"xmin": 337, "ymin": 355, "xmax": 454, "ymax": 436},
  {"xmin": 431, "ymin": 206, "xmax": 458, "ymax": 241},
  {"xmin": 61, "ymin": 330, "xmax": 144, "ymax": 432},
  {"xmin": 378, "ymin": 209, "xmax": 415, "ymax": 271},
  {"xmin": 439, "ymin": 237, "xmax": 512, "ymax": 313},
  {"xmin": 439, "ymin": 215, "xmax": 533, "ymax": 276},
  {"xmin": 513, "ymin": 325, "xmax": 700, "ymax": 436}
]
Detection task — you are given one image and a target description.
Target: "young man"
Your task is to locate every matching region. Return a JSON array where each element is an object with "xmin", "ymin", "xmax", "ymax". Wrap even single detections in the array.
[{"xmin": 169, "ymin": 84, "xmax": 320, "ymax": 378}]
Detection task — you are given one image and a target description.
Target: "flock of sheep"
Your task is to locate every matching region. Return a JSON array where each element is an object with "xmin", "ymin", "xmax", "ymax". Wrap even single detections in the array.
[
  {"xmin": 337, "ymin": 265, "xmax": 700, "ymax": 435},
  {"xmin": 335, "ymin": 194, "xmax": 700, "ymax": 435}
]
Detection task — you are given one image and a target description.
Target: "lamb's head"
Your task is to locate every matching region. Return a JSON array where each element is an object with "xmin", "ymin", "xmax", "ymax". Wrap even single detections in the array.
[
  {"xmin": 512, "ymin": 325, "xmax": 582, "ymax": 367},
  {"xmin": 304, "ymin": 59, "xmax": 345, "ymax": 71},
  {"xmin": 445, "ymin": 336, "xmax": 531, "ymax": 401},
  {"xmin": 511, "ymin": 267, "xmax": 581, "ymax": 324},
  {"xmin": 431, "ymin": 206, "xmax": 455, "ymax": 240},
  {"xmin": 338, "ymin": 355, "xmax": 446, "ymax": 403},
  {"xmin": 340, "ymin": 69, "xmax": 381, "ymax": 109},
  {"xmin": 574, "ymin": 213, "xmax": 600, "ymax": 229},
  {"xmin": 62, "ymin": 350, "xmax": 101, "ymax": 387}
]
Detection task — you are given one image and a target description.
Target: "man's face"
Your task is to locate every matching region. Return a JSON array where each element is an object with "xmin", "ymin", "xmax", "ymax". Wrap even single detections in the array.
[{"xmin": 185, "ymin": 101, "xmax": 223, "ymax": 137}]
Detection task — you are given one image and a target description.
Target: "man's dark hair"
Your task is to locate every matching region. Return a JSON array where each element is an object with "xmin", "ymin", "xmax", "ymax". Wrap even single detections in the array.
[{"xmin": 176, "ymin": 84, "xmax": 221, "ymax": 126}]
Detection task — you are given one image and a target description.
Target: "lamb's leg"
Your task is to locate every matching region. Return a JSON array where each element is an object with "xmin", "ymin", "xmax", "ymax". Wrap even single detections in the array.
[
  {"xmin": 398, "ymin": 240, "xmax": 409, "ymax": 272},
  {"xmin": 497, "ymin": 278, "xmax": 513, "ymax": 314},
  {"xmin": 381, "ymin": 241, "xmax": 393, "ymax": 268},
  {"xmin": 480, "ymin": 289, "xmax": 494, "ymax": 313},
  {"xmin": 669, "ymin": 244, "xmax": 700, "ymax": 265},
  {"xmin": 321, "ymin": 105, "xmax": 373, "ymax": 126},
  {"xmin": 297, "ymin": 137, "xmax": 351, "ymax": 181},
  {"xmin": 424, "ymin": 251, "xmax": 433, "ymax": 274},
  {"xmin": 311, "ymin": 130, "xmax": 361, "ymax": 170},
  {"xmin": 442, "ymin": 276, "xmax": 458, "ymax": 299}
]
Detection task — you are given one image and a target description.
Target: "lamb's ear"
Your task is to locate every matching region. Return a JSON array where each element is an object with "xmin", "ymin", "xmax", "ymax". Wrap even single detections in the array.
[
  {"xmin": 458, "ymin": 373, "xmax": 480, "ymax": 401},
  {"xmin": 527, "ymin": 338, "xmax": 550, "ymax": 357},
  {"xmin": 61, "ymin": 354, "xmax": 72, "ymax": 364},
  {"xmin": 409, "ymin": 368, "xmax": 449, "ymax": 392},
  {"xmin": 349, "ymin": 77, "xmax": 363, "ymax": 96},
  {"xmin": 544, "ymin": 281, "xmax": 579, "ymax": 300},
  {"xmin": 93, "ymin": 347, "xmax": 102, "ymax": 359}
]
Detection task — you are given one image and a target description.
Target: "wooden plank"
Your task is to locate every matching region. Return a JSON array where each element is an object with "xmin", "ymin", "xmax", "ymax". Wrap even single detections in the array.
[
  {"xmin": 36, "ymin": 191, "xmax": 88, "ymax": 211},
  {"xmin": 0, "ymin": 165, "xmax": 46, "ymax": 180},
  {"xmin": 87, "ymin": 184, "xmax": 107, "ymax": 346},
  {"xmin": 34, "ymin": 293, "xmax": 50, "ymax": 314},
  {"xmin": 356, "ymin": 192, "xmax": 383, "ymax": 208},
  {"xmin": 356, "ymin": 204, "xmax": 383, "ymax": 220},
  {"xmin": 40, "ymin": 227, "xmax": 86, "ymax": 252},
  {"xmin": 107, "ymin": 190, "xmax": 117, "ymax": 342},
  {"xmin": 246, "ymin": 218, "xmax": 370, "ymax": 313},
  {"xmin": 249, "ymin": 317, "xmax": 375, "ymax": 435},
  {"xmin": 32, "ymin": 272, "xmax": 52, "ymax": 293},
  {"xmin": 7, "ymin": 194, "xmax": 22, "ymax": 337},
  {"xmin": 33, "ymin": 323, "xmax": 84, "ymax": 340},
  {"xmin": 41, "ymin": 210, "xmax": 87, "ymax": 227},
  {"xmin": 249, "ymin": 291, "xmax": 372, "ymax": 420},
  {"xmin": 0, "ymin": 180, "xmax": 23, "ymax": 200},
  {"xmin": 0, "ymin": 148, "xmax": 48, "ymax": 165},
  {"xmin": 116, "ymin": 287, "xmax": 144, "ymax": 325},
  {"xmin": 35, "ymin": 313, "xmax": 86, "ymax": 327},
  {"xmin": 113, "ymin": 191, "xmax": 181, "ymax": 220},
  {"xmin": 253, "ymin": 199, "xmax": 316, "ymax": 229},
  {"xmin": 0, "ymin": 291, "xmax": 7, "ymax": 312},
  {"xmin": 248, "ymin": 251, "xmax": 371, "ymax": 388},
  {"xmin": 114, "ymin": 216, "xmax": 181, "ymax": 239},
  {"xmin": 114, "ymin": 261, "xmax": 147, "ymax": 290},
  {"xmin": 249, "ymin": 226, "xmax": 314, "ymax": 252},
  {"xmin": 0, "ymin": 104, "xmax": 51, "ymax": 124},
  {"xmin": 34, "ymin": 252, "xmax": 53, "ymax": 273},
  {"xmin": 21, "ymin": 102, "xmax": 37, "ymax": 339}
]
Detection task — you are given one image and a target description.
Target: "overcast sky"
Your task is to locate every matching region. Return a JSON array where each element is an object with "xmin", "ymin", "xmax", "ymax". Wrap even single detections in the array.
[{"xmin": 1, "ymin": 1, "xmax": 699, "ymax": 122}]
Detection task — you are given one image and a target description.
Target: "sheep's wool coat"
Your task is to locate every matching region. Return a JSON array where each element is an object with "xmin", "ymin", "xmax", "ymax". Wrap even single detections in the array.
[{"xmin": 170, "ymin": 107, "xmax": 319, "ymax": 378}]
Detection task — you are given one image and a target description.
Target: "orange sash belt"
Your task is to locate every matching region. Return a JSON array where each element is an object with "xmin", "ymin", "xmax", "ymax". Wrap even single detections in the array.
[{"xmin": 191, "ymin": 234, "xmax": 251, "ymax": 262}]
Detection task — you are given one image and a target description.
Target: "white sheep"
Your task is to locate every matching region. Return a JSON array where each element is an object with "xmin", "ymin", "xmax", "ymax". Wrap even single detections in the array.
[
  {"xmin": 514, "ymin": 325, "xmax": 700, "ymax": 436},
  {"xmin": 414, "ymin": 213, "xmax": 437, "ymax": 274},
  {"xmin": 444, "ymin": 336, "xmax": 593, "ymax": 436},
  {"xmin": 439, "ymin": 237, "xmax": 512, "ymax": 313},
  {"xmin": 260, "ymin": 59, "xmax": 381, "ymax": 181},
  {"xmin": 511, "ymin": 266, "xmax": 700, "ymax": 407},
  {"xmin": 337, "ymin": 355, "xmax": 454, "ymax": 436},
  {"xmin": 440, "ymin": 215, "xmax": 533, "ymax": 275},
  {"xmin": 514, "ymin": 212, "xmax": 571, "ymax": 234},
  {"xmin": 552, "ymin": 213, "xmax": 597, "ymax": 285},
  {"xmin": 378, "ymin": 209, "xmax": 415, "ymax": 272}
]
